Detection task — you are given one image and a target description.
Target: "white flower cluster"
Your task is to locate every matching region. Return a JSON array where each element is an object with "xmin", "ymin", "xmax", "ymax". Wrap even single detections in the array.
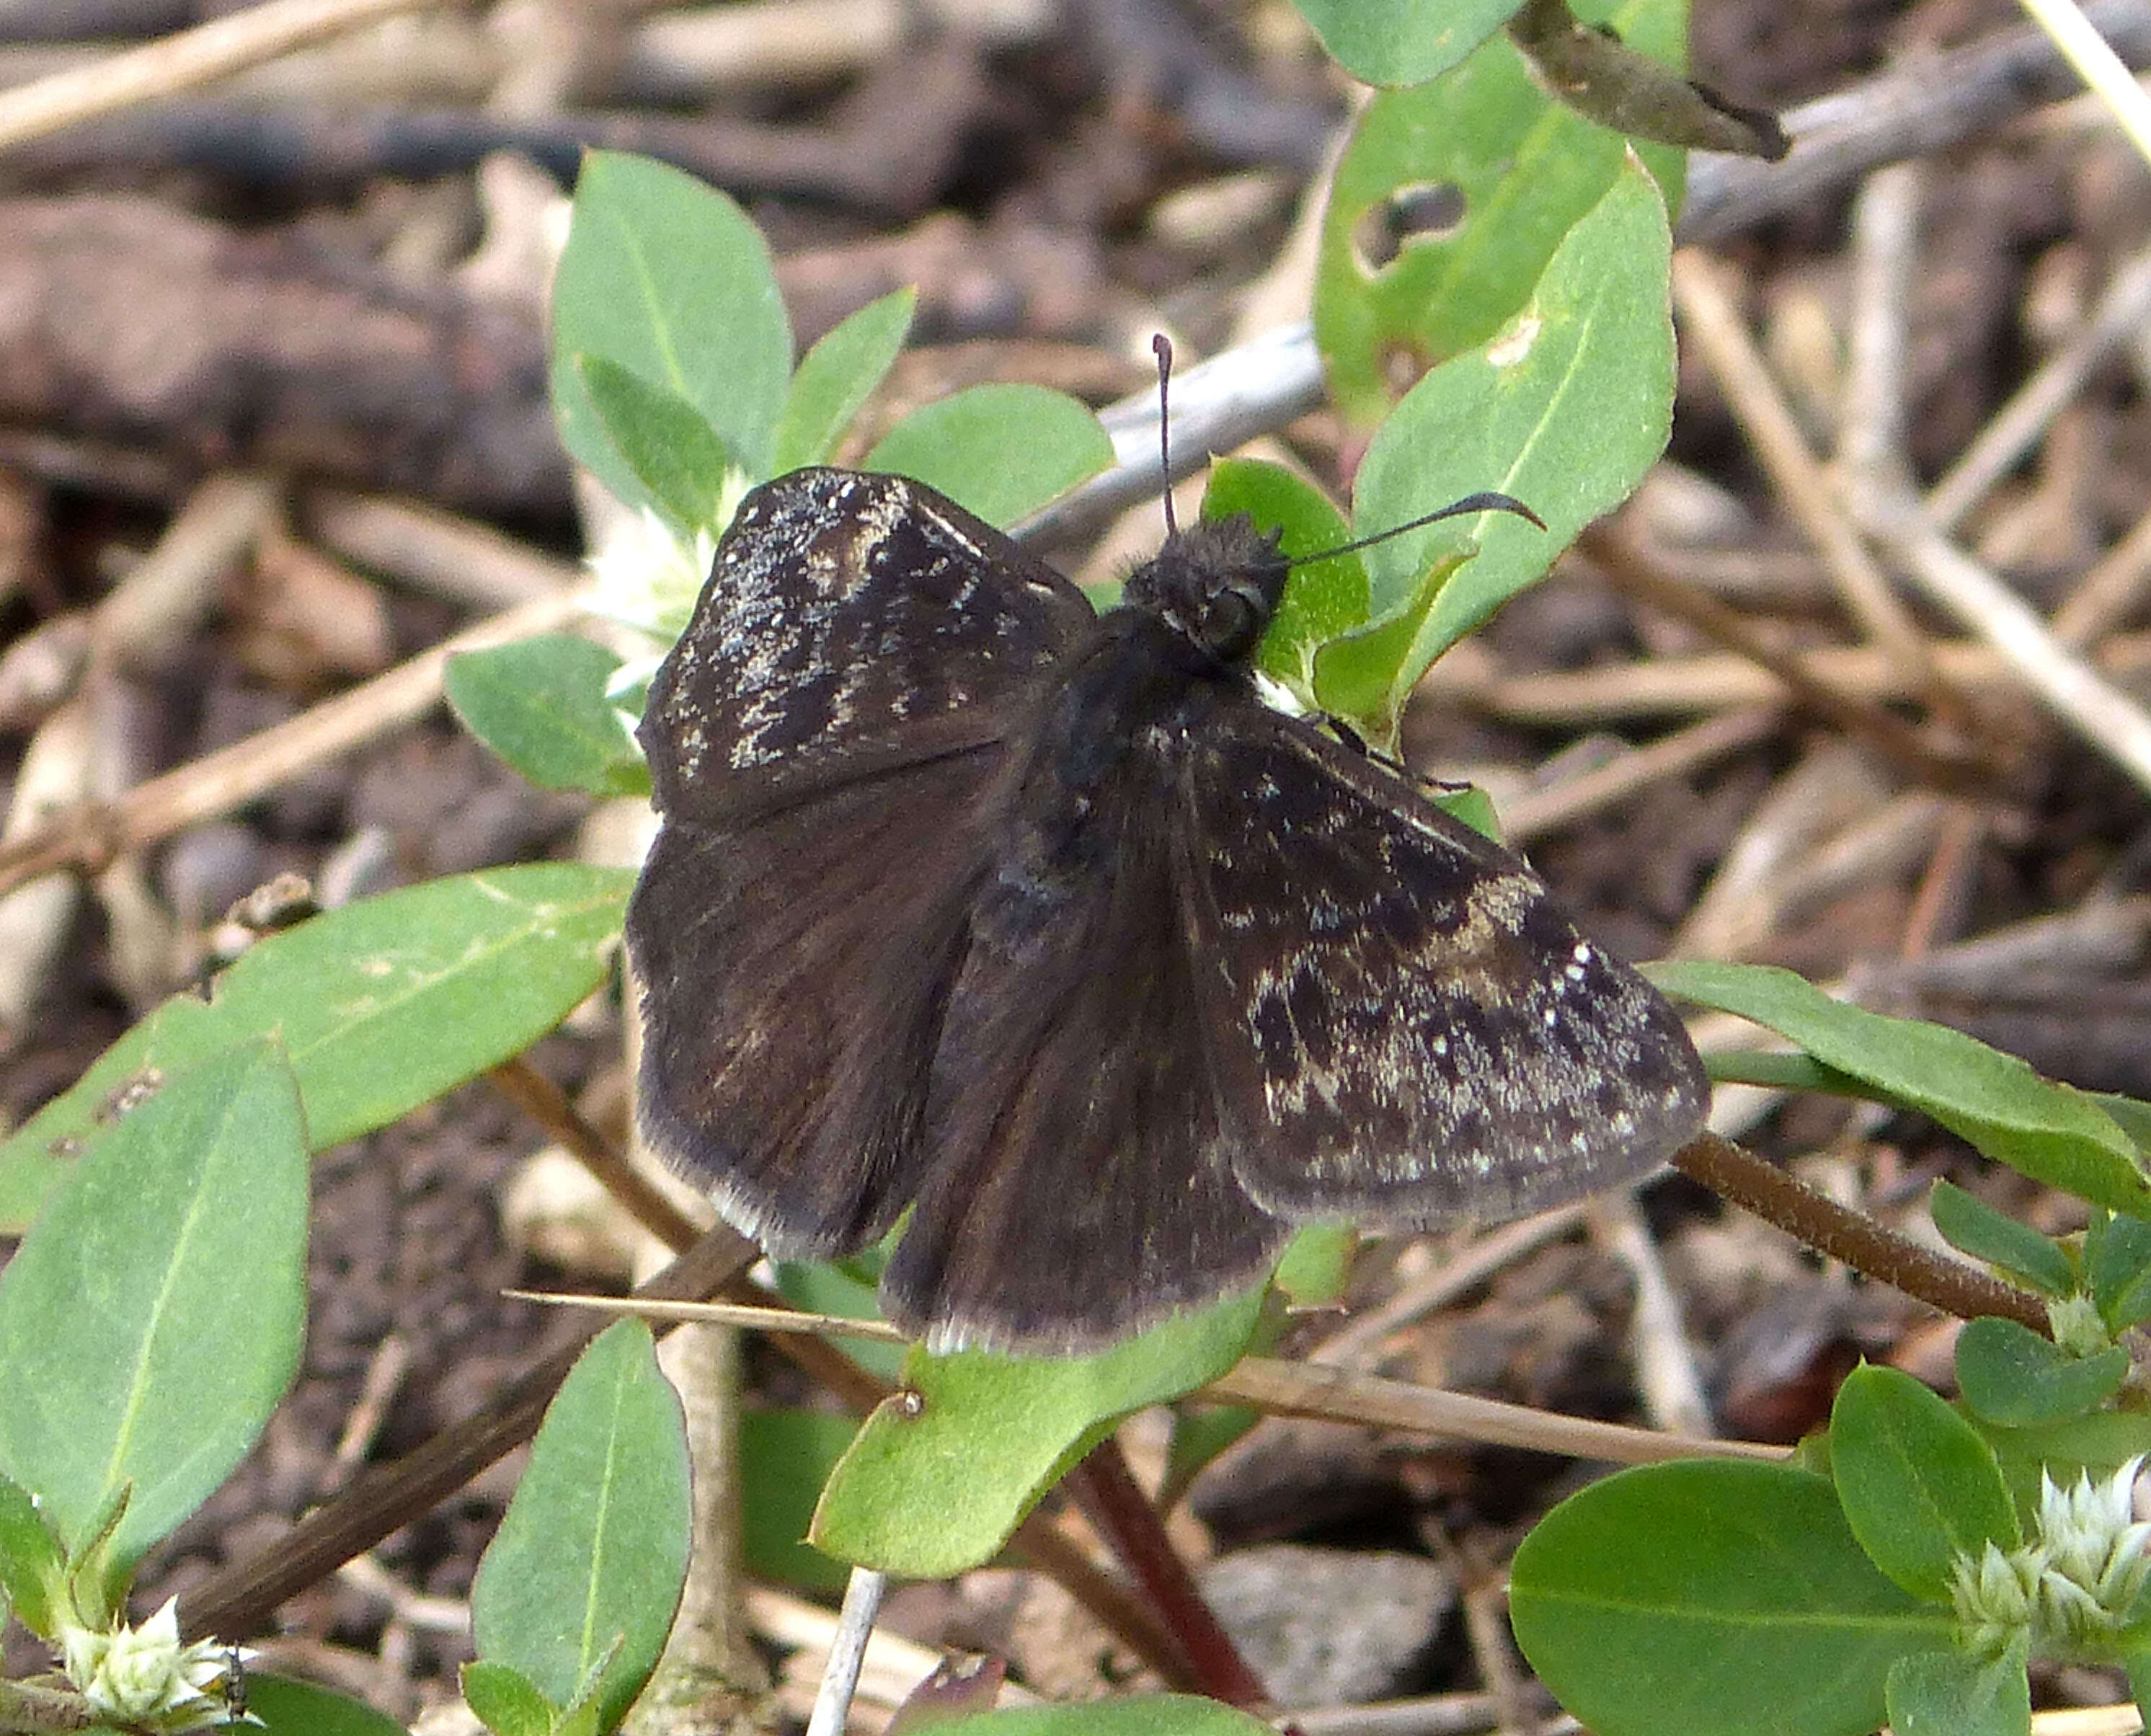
[
  {"xmin": 58, "ymin": 1598, "xmax": 257, "ymax": 1732},
  {"xmin": 586, "ymin": 504, "xmax": 727, "ymax": 646},
  {"xmin": 1951, "ymin": 1456, "xmax": 2151, "ymax": 1657}
]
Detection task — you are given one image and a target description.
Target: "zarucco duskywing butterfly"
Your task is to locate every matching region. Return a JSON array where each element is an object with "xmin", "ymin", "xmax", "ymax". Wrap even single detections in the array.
[{"xmin": 628, "ymin": 465, "xmax": 1708, "ymax": 1352}]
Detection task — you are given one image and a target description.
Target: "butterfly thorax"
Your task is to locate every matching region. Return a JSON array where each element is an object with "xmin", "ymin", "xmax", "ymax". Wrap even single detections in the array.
[{"xmin": 1117, "ymin": 514, "xmax": 1289, "ymax": 670}]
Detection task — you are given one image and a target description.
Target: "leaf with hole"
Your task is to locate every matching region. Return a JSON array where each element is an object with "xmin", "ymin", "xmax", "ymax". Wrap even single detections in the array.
[
  {"xmin": 1339, "ymin": 159, "xmax": 1675, "ymax": 718},
  {"xmin": 812, "ymin": 1287, "xmax": 1265, "ymax": 1577},
  {"xmin": 1315, "ymin": 0, "xmax": 1685, "ymax": 425}
]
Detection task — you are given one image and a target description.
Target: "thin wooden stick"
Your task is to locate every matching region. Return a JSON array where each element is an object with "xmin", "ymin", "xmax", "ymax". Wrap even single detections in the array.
[
  {"xmin": 1671, "ymin": 249, "xmax": 1959, "ymax": 712},
  {"xmin": 1858, "ymin": 484, "xmax": 2151, "ymax": 797},
  {"xmin": 0, "ymin": 0, "xmax": 444, "ymax": 152},
  {"xmin": 0, "ymin": 590, "xmax": 587, "ymax": 898}
]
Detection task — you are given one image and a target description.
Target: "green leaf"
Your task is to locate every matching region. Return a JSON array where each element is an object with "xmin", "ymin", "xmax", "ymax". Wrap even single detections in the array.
[
  {"xmin": 1291, "ymin": 0, "xmax": 1520, "ymax": 87},
  {"xmin": 1343, "ymin": 159, "xmax": 1675, "ymax": 714},
  {"xmin": 1272, "ymin": 1222, "xmax": 1357, "ymax": 1308},
  {"xmin": 1974, "ymin": 1410, "xmax": 2151, "ymax": 1519},
  {"xmin": 461, "ymin": 1660, "xmax": 556, "ymax": 1736},
  {"xmin": 448, "ymin": 637, "xmax": 649, "ymax": 799},
  {"xmin": 770, "ymin": 1257, "xmax": 908, "ymax": 1383},
  {"xmin": 2086, "ymin": 1209, "xmax": 2151, "ymax": 1331},
  {"xmin": 1829, "ymin": 1365, "xmax": 2016, "ymax": 1602},
  {"xmin": 1315, "ymin": 0, "xmax": 1685, "ymax": 424},
  {"xmin": 471, "ymin": 1319, "xmax": 691, "ymax": 1735},
  {"xmin": 1954, "ymin": 1316, "xmax": 2127, "ymax": 1429},
  {"xmin": 0, "ymin": 1042, "xmax": 306, "ymax": 1571},
  {"xmin": 1311, "ymin": 546, "xmax": 1476, "ymax": 741},
  {"xmin": 2126, "ymin": 1634, "xmax": 2151, "ymax": 1734},
  {"xmin": 933, "ymin": 1699, "xmax": 1273, "ymax": 1736},
  {"xmin": 1160, "ymin": 1407, "xmax": 1259, "ymax": 1510},
  {"xmin": 773, "ymin": 289, "xmax": 917, "ymax": 472},
  {"xmin": 864, "ymin": 384, "xmax": 1113, "ymax": 528},
  {"xmin": 247, "ymin": 1674, "xmax": 412, "ymax": 1736},
  {"xmin": 812, "ymin": 1286, "xmax": 1267, "ymax": 1577},
  {"xmin": 551, "ymin": 152, "xmax": 790, "ymax": 509},
  {"xmin": 1647, "ymin": 960, "xmax": 2151, "ymax": 1217},
  {"xmin": 741, "ymin": 1409, "xmax": 859, "ymax": 1593},
  {"xmin": 574, "ymin": 356, "xmax": 741, "ymax": 538},
  {"xmin": 1927, "ymin": 1182, "xmax": 2076, "ymax": 1298},
  {"xmin": 1198, "ymin": 458, "xmax": 1361, "ymax": 707},
  {"xmin": 1885, "ymin": 1643, "xmax": 2031, "ymax": 1736},
  {"xmin": 0, "ymin": 1470, "xmax": 62, "ymax": 1636},
  {"xmin": 0, "ymin": 864, "xmax": 635, "ymax": 1227},
  {"xmin": 1510, "ymin": 1459, "xmax": 1946, "ymax": 1736}
]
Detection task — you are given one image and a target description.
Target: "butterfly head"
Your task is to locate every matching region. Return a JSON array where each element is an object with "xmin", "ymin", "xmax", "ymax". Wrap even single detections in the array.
[{"xmin": 1122, "ymin": 514, "xmax": 1289, "ymax": 670}]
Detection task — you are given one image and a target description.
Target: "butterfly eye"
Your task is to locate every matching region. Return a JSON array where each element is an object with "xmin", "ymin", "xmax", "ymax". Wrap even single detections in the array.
[{"xmin": 1197, "ymin": 583, "xmax": 1266, "ymax": 658}]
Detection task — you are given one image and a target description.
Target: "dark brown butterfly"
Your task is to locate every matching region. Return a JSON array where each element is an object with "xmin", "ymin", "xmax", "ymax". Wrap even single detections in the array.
[{"xmin": 627, "ymin": 465, "xmax": 1706, "ymax": 1352}]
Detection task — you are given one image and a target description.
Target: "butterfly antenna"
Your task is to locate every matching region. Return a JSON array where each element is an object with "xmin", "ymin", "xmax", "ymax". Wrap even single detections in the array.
[
  {"xmin": 1151, "ymin": 332, "xmax": 1178, "ymax": 537},
  {"xmin": 1290, "ymin": 491, "xmax": 1547, "ymax": 567}
]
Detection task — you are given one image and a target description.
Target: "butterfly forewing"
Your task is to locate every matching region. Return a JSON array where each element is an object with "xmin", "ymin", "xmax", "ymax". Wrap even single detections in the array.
[
  {"xmin": 630, "ymin": 468, "xmax": 1092, "ymax": 1257},
  {"xmin": 639, "ymin": 468, "xmax": 1092, "ymax": 825},
  {"xmin": 1176, "ymin": 707, "xmax": 1708, "ymax": 1226}
]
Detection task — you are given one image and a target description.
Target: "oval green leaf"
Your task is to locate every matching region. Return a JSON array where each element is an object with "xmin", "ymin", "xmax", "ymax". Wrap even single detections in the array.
[
  {"xmin": 1510, "ymin": 1459, "xmax": 1946, "ymax": 1736},
  {"xmin": 935, "ymin": 1697, "xmax": 1273, "ymax": 1736},
  {"xmin": 249, "ymin": 1673, "xmax": 413, "ymax": 1736},
  {"xmin": 1885, "ymin": 1643, "xmax": 2031, "ymax": 1736},
  {"xmin": 773, "ymin": 288, "xmax": 917, "ymax": 473},
  {"xmin": 741, "ymin": 1408, "xmax": 858, "ymax": 1594},
  {"xmin": 1927, "ymin": 1182, "xmax": 2075, "ymax": 1298},
  {"xmin": 551, "ymin": 151, "xmax": 791, "ymax": 506},
  {"xmin": 574, "ymin": 356, "xmax": 741, "ymax": 539},
  {"xmin": 1954, "ymin": 1316, "xmax": 2128, "ymax": 1430},
  {"xmin": 864, "ymin": 383, "xmax": 1113, "ymax": 528},
  {"xmin": 811, "ymin": 1286, "xmax": 1267, "ymax": 1577},
  {"xmin": 1646, "ymin": 959, "xmax": 2151, "ymax": 1217},
  {"xmin": 0, "ymin": 864, "xmax": 635, "ymax": 1227},
  {"xmin": 0, "ymin": 1042, "xmax": 306, "ymax": 1571},
  {"xmin": 1829, "ymin": 1364, "xmax": 2016, "ymax": 1602},
  {"xmin": 0, "ymin": 1469, "xmax": 62, "ymax": 1637},
  {"xmin": 461, "ymin": 1660, "xmax": 556, "ymax": 1736},
  {"xmin": 472, "ymin": 1319, "xmax": 691, "ymax": 1735},
  {"xmin": 2086, "ymin": 1209, "xmax": 2151, "ymax": 1330},
  {"xmin": 446, "ymin": 635, "xmax": 649, "ymax": 798},
  {"xmin": 1292, "ymin": 0, "xmax": 1519, "ymax": 87}
]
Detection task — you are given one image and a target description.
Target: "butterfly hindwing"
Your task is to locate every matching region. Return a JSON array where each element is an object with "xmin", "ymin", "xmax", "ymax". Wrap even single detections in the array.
[
  {"xmin": 639, "ymin": 468, "xmax": 1093, "ymax": 825},
  {"xmin": 1175, "ymin": 702, "xmax": 1708, "ymax": 1227},
  {"xmin": 880, "ymin": 643, "xmax": 1290, "ymax": 1350},
  {"xmin": 630, "ymin": 749, "xmax": 998, "ymax": 1257}
]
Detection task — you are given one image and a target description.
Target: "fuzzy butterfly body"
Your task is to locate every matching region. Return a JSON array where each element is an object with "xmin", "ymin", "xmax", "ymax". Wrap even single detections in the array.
[{"xmin": 629, "ymin": 466, "xmax": 1706, "ymax": 1352}]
